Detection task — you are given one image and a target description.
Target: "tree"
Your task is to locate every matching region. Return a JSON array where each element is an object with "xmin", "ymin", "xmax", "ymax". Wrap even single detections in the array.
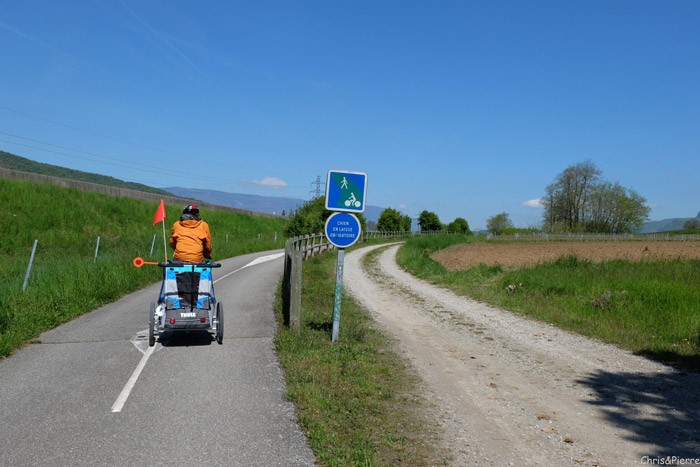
[
  {"xmin": 377, "ymin": 208, "xmax": 405, "ymax": 232},
  {"xmin": 283, "ymin": 197, "xmax": 366, "ymax": 238},
  {"xmin": 447, "ymin": 217, "xmax": 471, "ymax": 234},
  {"xmin": 283, "ymin": 197, "xmax": 329, "ymax": 238},
  {"xmin": 543, "ymin": 160, "xmax": 601, "ymax": 232},
  {"xmin": 400, "ymin": 214, "xmax": 413, "ymax": 232},
  {"xmin": 486, "ymin": 212, "xmax": 513, "ymax": 235},
  {"xmin": 684, "ymin": 219, "xmax": 700, "ymax": 230},
  {"xmin": 584, "ymin": 182, "xmax": 649, "ymax": 233},
  {"xmin": 418, "ymin": 210, "xmax": 442, "ymax": 232},
  {"xmin": 542, "ymin": 161, "xmax": 649, "ymax": 233}
]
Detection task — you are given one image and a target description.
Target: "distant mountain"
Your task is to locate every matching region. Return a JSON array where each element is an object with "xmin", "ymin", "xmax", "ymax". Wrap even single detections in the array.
[
  {"xmin": 641, "ymin": 212, "xmax": 700, "ymax": 233},
  {"xmin": 0, "ymin": 151, "xmax": 170, "ymax": 195},
  {"xmin": 164, "ymin": 186, "xmax": 386, "ymax": 223},
  {"xmin": 163, "ymin": 187, "xmax": 305, "ymax": 216}
]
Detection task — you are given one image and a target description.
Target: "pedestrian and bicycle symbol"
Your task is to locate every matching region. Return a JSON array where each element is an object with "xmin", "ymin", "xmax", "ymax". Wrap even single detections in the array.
[
  {"xmin": 325, "ymin": 170, "xmax": 368, "ymax": 213},
  {"xmin": 345, "ymin": 192, "xmax": 360, "ymax": 208}
]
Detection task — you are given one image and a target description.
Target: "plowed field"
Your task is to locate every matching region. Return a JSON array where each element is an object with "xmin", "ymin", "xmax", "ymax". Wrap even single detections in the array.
[{"xmin": 431, "ymin": 241, "xmax": 700, "ymax": 271}]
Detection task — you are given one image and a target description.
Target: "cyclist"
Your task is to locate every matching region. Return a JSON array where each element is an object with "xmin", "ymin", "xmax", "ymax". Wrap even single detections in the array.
[{"xmin": 169, "ymin": 205, "xmax": 212, "ymax": 262}]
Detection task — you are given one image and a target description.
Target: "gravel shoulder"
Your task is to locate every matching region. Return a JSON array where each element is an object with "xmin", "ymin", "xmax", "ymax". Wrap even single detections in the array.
[{"xmin": 343, "ymin": 243, "xmax": 700, "ymax": 466}]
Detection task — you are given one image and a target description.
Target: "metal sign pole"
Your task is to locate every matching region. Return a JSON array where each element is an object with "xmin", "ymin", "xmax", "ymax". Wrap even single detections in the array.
[
  {"xmin": 331, "ymin": 248, "xmax": 345, "ymax": 343},
  {"xmin": 325, "ymin": 169, "xmax": 367, "ymax": 343}
]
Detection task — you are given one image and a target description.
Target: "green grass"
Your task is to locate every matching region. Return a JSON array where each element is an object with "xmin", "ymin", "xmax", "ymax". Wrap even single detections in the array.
[
  {"xmin": 0, "ymin": 177, "xmax": 286, "ymax": 356},
  {"xmin": 275, "ymin": 249, "xmax": 448, "ymax": 467},
  {"xmin": 396, "ymin": 236, "xmax": 700, "ymax": 371}
]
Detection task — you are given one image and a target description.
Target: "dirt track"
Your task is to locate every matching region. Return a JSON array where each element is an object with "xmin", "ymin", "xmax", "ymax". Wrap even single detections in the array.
[
  {"xmin": 432, "ymin": 241, "xmax": 700, "ymax": 271},
  {"xmin": 344, "ymin": 243, "xmax": 700, "ymax": 466}
]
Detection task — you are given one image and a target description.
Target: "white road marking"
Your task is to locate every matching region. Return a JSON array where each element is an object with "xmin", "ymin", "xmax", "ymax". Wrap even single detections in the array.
[
  {"xmin": 214, "ymin": 252, "xmax": 284, "ymax": 283},
  {"xmin": 131, "ymin": 334, "xmax": 157, "ymax": 354},
  {"xmin": 111, "ymin": 344, "xmax": 155, "ymax": 413},
  {"xmin": 113, "ymin": 252, "xmax": 284, "ymax": 412},
  {"xmin": 244, "ymin": 252, "xmax": 285, "ymax": 268}
]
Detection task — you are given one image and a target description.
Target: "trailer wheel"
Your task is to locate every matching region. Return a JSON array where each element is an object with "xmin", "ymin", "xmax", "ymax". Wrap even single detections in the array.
[
  {"xmin": 149, "ymin": 303, "xmax": 156, "ymax": 347},
  {"xmin": 215, "ymin": 302, "xmax": 224, "ymax": 345}
]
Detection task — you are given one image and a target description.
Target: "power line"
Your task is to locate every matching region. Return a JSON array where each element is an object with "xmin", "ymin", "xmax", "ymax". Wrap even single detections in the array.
[
  {"xmin": 0, "ymin": 105, "xmax": 187, "ymax": 157},
  {"xmin": 0, "ymin": 106, "xmax": 311, "ymax": 194},
  {"xmin": 0, "ymin": 136, "xmax": 242, "ymax": 186},
  {"xmin": 0, "ymin": 105, "xmax": 249, "ymax": 170},
  {"xmin": 309, "ymin": 175, "xmax": 323, "ymax": 198},
  {"xmin": 0, "ymin": 130, "xmax": 172, "ymax": 173}
]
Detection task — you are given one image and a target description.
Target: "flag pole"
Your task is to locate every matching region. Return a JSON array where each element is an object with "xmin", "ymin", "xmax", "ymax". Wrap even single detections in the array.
[
  {"xmin": 161, "ymin": 219, "xmax": 168, "ymax": 262},
  {"xmin": 153, "ymin": 199, "xmax": 168, "ymax": 262}
]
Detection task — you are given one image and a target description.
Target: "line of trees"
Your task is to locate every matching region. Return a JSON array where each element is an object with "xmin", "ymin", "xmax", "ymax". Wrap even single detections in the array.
[
  {"xmin": 415, "ymin": 210, "xmax": 472, "ymax": 234},
  {"xmin": 283, "ymin": 197, "xmax": 368, "ymax": 238},
  {"xmin": 374, "ymin": 209, "xmax": 472, "ymax": 234},
  {"xmin": 284, "ymin": 198, "xmax": 474, "ymax": 237}
]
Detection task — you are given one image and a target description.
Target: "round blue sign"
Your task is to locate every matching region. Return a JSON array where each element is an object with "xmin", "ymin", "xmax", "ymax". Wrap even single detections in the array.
[{"xmin": 325, "ymin": 212, "xmax": 362, "ymax": 248}]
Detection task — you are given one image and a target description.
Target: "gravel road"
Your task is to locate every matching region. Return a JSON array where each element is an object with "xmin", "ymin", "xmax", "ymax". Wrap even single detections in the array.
[{"xmin": 343, "ymin": 244, "xmax": 700, "ymax": 466}]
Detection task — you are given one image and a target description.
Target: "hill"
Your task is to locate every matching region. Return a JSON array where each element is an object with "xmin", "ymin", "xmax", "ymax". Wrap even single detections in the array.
[
  {"xmin": 162, "ymin": 186, "xmax": 306, "ymax": 216},
  {"xmin": 0, "ymin": 151, "xmax": 170, "ymax": 196},
  {"xmin": 641, "ymin": 212, "xmax": 700, "ymax": 233}
]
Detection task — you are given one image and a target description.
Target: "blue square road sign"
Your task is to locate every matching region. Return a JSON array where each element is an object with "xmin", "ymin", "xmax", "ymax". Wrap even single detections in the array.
[{"xmin": 325, "ymin": 170, "xmax": 368, "ymax": 213}]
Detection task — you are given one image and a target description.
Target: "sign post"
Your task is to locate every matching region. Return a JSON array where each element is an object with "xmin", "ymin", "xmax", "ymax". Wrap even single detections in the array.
[{"xmin": 324, "ymin": 211, "xmax": 362, "ymax": 343}]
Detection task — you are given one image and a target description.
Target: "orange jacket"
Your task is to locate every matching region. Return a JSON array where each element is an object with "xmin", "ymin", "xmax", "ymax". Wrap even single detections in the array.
[{"xmin": 169, "ymin": 219, "xmax": 212, "ymax": 262}]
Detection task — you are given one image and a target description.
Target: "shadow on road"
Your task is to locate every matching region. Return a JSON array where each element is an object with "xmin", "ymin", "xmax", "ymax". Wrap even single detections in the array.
[
  {"xmin": 159, "ymin": 330, "xmax": 214, "ymax": 347},
  {"xmin": 576, "ymin": 368, "xmax": 700, "ymax": 458}
]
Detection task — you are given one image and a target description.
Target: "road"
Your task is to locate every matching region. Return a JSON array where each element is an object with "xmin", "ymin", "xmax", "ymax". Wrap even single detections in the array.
[
  {"xmin": 344, "ymin": 244, "xmax": 700, "ymax": 466},
  {"xmin": 0, "ymin": 251, "xmax": 315, "ymax": 466}
]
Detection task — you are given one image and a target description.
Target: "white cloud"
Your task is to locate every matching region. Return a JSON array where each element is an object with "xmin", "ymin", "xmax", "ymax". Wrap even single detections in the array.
[
  {"xmin": 253, "ymin": 177, "xmax": 288, "ymax": 189},
  {"xmin": 523, "ymin": 198, "xmax": 544, "ymax": 208}
]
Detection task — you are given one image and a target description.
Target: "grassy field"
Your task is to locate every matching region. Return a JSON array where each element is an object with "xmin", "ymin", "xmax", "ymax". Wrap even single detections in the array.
[{"xmin": 0, "ymin": 177, "xmax": 286, "ymax": 357}]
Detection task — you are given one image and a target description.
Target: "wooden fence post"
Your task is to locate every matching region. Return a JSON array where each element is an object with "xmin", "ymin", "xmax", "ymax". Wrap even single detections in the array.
[
  {"xmin": 282, "ymin": 240, "xmax": 292, "ymax": 327},
  {"xmin": 290, "ymin": 246, "xmax": 302, "ymax": 332}
]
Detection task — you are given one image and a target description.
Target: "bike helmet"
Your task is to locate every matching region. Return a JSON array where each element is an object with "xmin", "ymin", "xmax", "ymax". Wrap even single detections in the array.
[{"xmin": 183, "ymin": 204, "xmax": 199, "ymax": 215}]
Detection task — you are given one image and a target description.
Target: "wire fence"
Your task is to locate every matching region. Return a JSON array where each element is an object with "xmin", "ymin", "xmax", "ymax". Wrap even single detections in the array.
[
  {"xmin": 483, "ymin": 232, "xmax": 700, "ymax": 242},
  {"xmin": 0, "ymin": 167, "xmax": 279, "ymax": 217}
]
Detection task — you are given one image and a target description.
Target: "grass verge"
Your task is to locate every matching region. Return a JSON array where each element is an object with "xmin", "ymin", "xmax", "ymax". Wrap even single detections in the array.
[
  {"xmin": 396, "ymin": 236, "xmax": 700, "ymax": 371},
  {"xmin": 275, "ymin": 247, "xmax": 448, "ymax": 466}
]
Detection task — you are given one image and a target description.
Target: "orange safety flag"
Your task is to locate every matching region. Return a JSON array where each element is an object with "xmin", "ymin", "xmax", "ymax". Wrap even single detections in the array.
[{"xmin": 153, "ymin": 199, "xmax": 166, "ymax": 225}]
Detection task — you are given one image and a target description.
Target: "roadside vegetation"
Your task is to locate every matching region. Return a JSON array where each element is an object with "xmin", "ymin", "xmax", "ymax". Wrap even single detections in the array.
[
  {"xmin": 396, "ymin": 235, "xmax": 700, "ymax": 371},
  {"xmin": 274, "ymin": 247, "xmax": 448, "ymax": 466},
  {"xmin": 0, "ymin": 177, "xmax": 286, "ymax": 357}
]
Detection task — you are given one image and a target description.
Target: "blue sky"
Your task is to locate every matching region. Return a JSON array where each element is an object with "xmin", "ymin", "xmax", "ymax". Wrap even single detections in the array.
[{"xmin": 1, "ymin": 1, "xmax": 698, "ymax": 229}]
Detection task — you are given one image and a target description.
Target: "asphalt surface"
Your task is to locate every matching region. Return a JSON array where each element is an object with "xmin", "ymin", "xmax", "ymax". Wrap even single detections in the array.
[{"xmin": 0, "ymin": 250, "xmax": 316, "ymax": 466}]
